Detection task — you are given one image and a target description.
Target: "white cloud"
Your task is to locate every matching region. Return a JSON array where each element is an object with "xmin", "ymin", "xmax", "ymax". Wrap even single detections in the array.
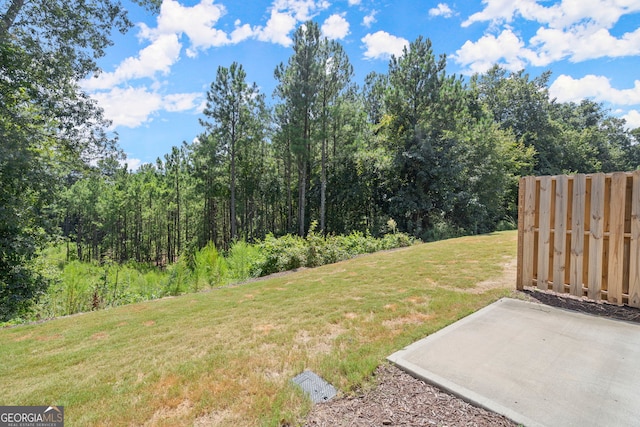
[
  {"xmin": 623, "ymin": 110, "xmax": 640, "ymax": 129},
  {"xmin": 549, "ymin": 74, "xmax": 640, "ymax": 105},
  {"xmin": 88, "ymin": 0, "xmax": 338, "ymax": 93},
  {"xmin": 92, "ymin": 87, "xmax": 163, "ymax": 128},
  {"xmin": 254, "ymin": 0, "xmax": 331, "ymax": 45},
  {"xmin": 83, "ymin": 34, "xmax": 182, "ymax": 90},
  {"xmin": 549, "ymin": 74, "xmax": 611, "ymax": 103},
  {"xmin": 348, "ymin": 0, "xmax": 361, "ymax": 5},
  {"xmin": 195, "ymin": 98, "xmax": 208, "ymax": 114},
  {"xmin": 272, "ymin": 0, "xmax": 328, "ymax": 21},
  {"xmin": 86, "ymin": 0, "xmax": 344, "ymax": 131},
  {"xmin": 155, "ymin": 0, "xmax": 224, "ymax": 34},
  {"xmin": 230, "ymin": 22, "xmax": 255, "ymax": 44},
  {"xmin": 362, "ymin": 10, "xmax": 377, "ymax": 27},
  {"xmin": 530, "ymin": 25, "xmax": 640, "ymax": 65},
  {"xmin": 453, "ymin": 28, "xmax": 535, "ymax": 74},
  {"xmin": 164, "ymin": 93, "xmax": 203, "ymax": 112},
  {"xmin": 462, "ymin": 0, "xmax": 520, "ymax": 27},
  {"xmin": 462, "ymin": 0, "xmax": 640, "ymax": 29},
  {"xmin": 83, "ymin": 0, "xmax": 231, "ymax": 90},
  {"xmin": 255, "ymin": 9, "xmax": 297, "ymax": 46},
  {"xmin": 429, "ymin": 3, "xmax": 454, "ymax": 18},
  {"xmin": 143, "ymin": 0, "xmax": 230, "ymax": 56},
  {"xmin": 322, "ymin": 13, "xmax": 350, "ymax": 40},
  {"xmin": 121, "ymin": 157, "xmax": 146, "ymax": 172},
  {"xmin": 361, "ymin": 31, "xmax": 409, "ymax": 60},
  {"xmin": 455, "ymin": 2, "xmax": 640, "ymax": 74},
  {"xmin": 91, "ymin": 87, "xmax": 202, "ymax": 129}
]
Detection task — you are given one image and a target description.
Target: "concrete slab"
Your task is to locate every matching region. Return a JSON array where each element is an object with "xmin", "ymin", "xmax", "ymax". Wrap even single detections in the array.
[{"xmin": 388, "ymin": 298, "xmax": 640, "ymax": 427}]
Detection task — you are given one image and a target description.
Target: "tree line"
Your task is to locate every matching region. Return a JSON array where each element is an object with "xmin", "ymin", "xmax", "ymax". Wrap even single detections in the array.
[
  {"xmin": 2, "ymin": 9, "xmax": 639, "ymax": 320},
  {"xmin": 64, "ymin": 23, "xmax": 640, "ymax": 266}
]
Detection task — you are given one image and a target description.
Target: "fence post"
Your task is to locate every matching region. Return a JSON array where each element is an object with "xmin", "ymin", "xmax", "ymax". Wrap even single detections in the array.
[
  {"xmin": 629, "ymin": 170, "xmax": 640, "ymax": 308},
  {"xmin": 517, "ymin": 177, "xmax": 525, "ymax": 290}
]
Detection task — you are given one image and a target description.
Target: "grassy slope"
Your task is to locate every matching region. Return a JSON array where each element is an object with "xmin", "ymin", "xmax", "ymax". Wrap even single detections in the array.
[{"xmin": 0, "ymin": 231, "xmax": 517, "ymax": 426}]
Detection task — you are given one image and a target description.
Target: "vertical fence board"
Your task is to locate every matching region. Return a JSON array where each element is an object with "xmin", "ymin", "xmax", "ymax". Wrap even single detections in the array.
[
  {"xmin": 588, "ymin": 173, "xmax": 605, "ymax": 301},
  {"xmin": 553, "ymin": 175, "xmax": 568, "ymax": 293},
  {"xmin": 519, "ymin": 176, "xmax": 536, "ymax": 289},
  {"xmin": 537, "ymin": 176, "xmax": 552, "ymax": 290},
  {"xmin": 608, "ymin": 173, "xmax": 627, "ymax": 304},
  {"xmin": 629, "ymin": 171, "xmax": 640, "ymax": 307},
  {"xmin": 570, "ymin": 174, "xmax": 586, "ymax": 296}
]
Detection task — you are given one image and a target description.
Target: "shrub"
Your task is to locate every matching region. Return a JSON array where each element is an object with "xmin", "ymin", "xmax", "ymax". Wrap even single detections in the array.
[
  {"xmin": 165, "ymin": 260, "xmax": 189, "ymax": 296},
  {"xmin": 225, "ymin": 241, "xmax": 261, "ymax": 282},
  {"xmin": 251, "ymin": 228, "xmax": 417, "ymax": 276},
  {"xmin": 192, "ymin": 242, "xmax": 225, "ymax": 289},
  {"xmin": 496, "ymin": 217, "xmax": 517, "ymax": 231},
  {"xmin": 252, "ymin": 234, "xmax": 308, "ymax": 276},
  {"xmin": 380, "ymin": 232, "xmax": 414, "ymax": 249}
]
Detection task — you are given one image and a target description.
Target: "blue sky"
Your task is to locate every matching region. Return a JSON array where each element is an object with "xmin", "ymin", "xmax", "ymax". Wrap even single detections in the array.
[{"xmin": 81, "ymin": 0, "xmax": 640, "ymax": 170}]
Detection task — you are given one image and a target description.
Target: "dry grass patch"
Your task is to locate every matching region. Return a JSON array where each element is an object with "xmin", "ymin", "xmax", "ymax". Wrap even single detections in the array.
[{"xmin": 0, "ymin": 231, "xmax": 517, "ymax": 426}]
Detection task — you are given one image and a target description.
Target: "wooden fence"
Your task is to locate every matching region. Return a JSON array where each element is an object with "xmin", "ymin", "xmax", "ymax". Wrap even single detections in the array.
[{"xmin": 517, "ymin": 171, "xmax": 640, "ymax": 307}]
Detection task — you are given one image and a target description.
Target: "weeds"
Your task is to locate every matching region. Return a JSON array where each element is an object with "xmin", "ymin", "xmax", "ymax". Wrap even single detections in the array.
[{"xmin": 20, "ymin": 228, "xmax": 416, "ymax": 322}]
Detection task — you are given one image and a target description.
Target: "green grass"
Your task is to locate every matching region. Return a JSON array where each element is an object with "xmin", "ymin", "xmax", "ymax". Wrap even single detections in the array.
[{"xmin": 0, "ymin": 231, "xmax": 517, "ymax": 426}]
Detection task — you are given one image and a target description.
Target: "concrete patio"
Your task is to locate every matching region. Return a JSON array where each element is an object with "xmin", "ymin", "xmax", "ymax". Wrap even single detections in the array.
[{"xmin": 388, "ymin": 298, "xmax": 640, "ymax": 427}]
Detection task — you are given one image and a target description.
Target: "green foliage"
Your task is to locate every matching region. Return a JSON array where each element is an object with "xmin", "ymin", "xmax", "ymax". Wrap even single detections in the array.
[
  {"xmin": 225, "ymin": 241, "xmax": 261, "ymax": 282},
  {"xmin": 421, "ymin": 215, "xmax": 467, "ymax": 242},
  {"xmin": 0, "ymin": 0, "xmax": 159, "ymax": 320},
  {"xmin": 4, "ymin": 18, "xmax": 639, "ymax": 319},
  {"xmin": 191, "ymin": 242, "xmax": 224, "ymax": 289},
  {"xmin": 30, "ymin": 241, "xmax": 237, "ymax": 320},
  {"xmin": 32, "ymin": 258, "xmax": 168, "ymax": 320},
  {"xmin": 19, "ymin": 229, "xmax": 414, "ymax": 321},
  {"xmin": 200, "ymin": 62, "xmax": 267, "ymax": 240},
  {"xmin": 252, "ymin": 225, "xmax": 416, "ymax": 276},
  {"xmin": 379, "ymin": 232, "xmax": 414, "ymax": 249},
  {"xmin": 252, "ymin": 234, "xmax": 308, "ymax": 276},
  {"xmin": 0, "ymin": 255, "xmax": 48, "ymax": 321},
  {"xmin": 472, "ymin": 66, "xmax": 637, "ymax": 176},
  {"xmin": 0, "ymin": 107, "xmax": 60, "ymax": 321},
  {"xmin": 165, "ymin": 261, "xmax": 189, "ymax": 296}
]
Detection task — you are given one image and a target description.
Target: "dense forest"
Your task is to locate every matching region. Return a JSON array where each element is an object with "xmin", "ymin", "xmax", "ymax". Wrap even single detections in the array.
[{"xmin": 2, "ymin": 1, "xmax": 640, "ymax": 321}]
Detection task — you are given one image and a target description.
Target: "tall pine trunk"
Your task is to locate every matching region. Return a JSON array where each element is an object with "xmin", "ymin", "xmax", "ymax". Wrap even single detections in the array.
[
  {"xmin": 298, "ymin": 156, "xmax": 306, "ymax": 236},
  {"xmin": 285, "ymin": 137, "xmax": 293, "ymax": 233},
  {"xmin": 230, "ymin": 131, "xmax": 237, "ymax": 241},
  {"xmin": 320, "ymin": 94, "xmax": 327, "ymax": 235}
]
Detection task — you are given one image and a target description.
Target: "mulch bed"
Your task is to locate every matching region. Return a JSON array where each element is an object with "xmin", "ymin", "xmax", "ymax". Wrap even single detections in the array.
[
  {"xmin": 304, "ymin": 363, "xmax": 516, "ymax": 427},
  {"xmin": 304, "ymin": 290, "xmax": 640, "ymax": 426},
  {"xmin": 520, "ymin": 289, "xmax": 640, "ymax": 323}
]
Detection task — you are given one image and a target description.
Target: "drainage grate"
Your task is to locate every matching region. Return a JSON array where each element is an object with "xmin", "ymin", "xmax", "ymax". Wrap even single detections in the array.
[{"xmin": 291, "ymin": 370, "xmax": 337, "ymax": 403}]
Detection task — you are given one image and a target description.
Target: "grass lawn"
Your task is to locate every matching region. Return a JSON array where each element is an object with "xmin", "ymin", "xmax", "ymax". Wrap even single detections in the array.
[{"xmin": 0, "ymin": 231, "xmax": 517, "ymax": 426}]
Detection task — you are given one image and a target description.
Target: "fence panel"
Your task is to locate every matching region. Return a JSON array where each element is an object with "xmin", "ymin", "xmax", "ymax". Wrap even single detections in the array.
[{"xmin": 517, "ymin": 171, "xmax": 640, "ymax": 308}]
